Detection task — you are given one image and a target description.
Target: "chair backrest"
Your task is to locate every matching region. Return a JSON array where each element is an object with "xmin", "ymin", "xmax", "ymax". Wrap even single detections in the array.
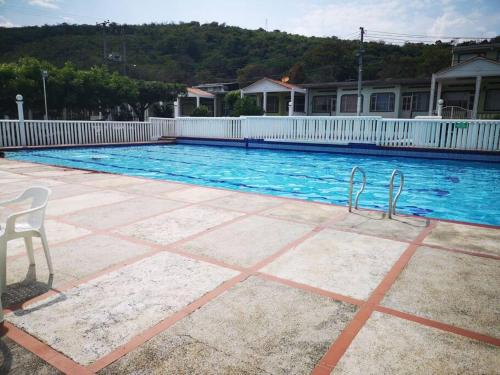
[{"xmin": 18, "ymin": 186, "xmax": 51, "ymax": 228}]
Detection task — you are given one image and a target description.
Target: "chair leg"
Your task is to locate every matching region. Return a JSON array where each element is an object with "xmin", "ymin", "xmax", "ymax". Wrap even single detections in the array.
[
  {"xmin": 40, "ymin": 229, "xmax": 54, "ymax": 275},
  {"xmin": 24, "ymin": 236, "xmax": 36, "ymax": 266},
  {"xmin": 0, "ymin": 238, "xmax": 7, "ymax": 295}
]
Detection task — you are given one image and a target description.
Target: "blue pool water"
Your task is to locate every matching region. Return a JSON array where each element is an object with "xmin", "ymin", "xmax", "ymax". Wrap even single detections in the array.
[{"xmin": 6, "ymin": 145, "xmax": 500, "ymax": 226}]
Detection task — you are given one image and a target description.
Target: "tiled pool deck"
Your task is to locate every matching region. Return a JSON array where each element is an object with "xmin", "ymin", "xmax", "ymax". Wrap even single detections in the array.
[{"xmin": 0, "ymin": 158, "xmax": 499, "ymax": 374}]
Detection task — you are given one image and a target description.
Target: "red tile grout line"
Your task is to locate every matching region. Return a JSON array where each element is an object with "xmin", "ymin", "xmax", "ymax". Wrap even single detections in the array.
[
  {"xmin": 375, "ymin": 306, "xmax": 500, "ymax": 347},
  {"xmin": 1, "ymin": 322, "xmax": 94, "ymax": 375},
  {"xmin": 311, "ymin": 220, "xmax": 438, "ymax": 375},
  {"xmin": 86, "ymin": 211, "xmax": 349, "ymax": 372},
  {"xmin": 3, "ymin": 163, "xmax": 500, "ymax": 370},
  {"xmin": 257, "ymin": 273, "xmax": 364, "ymax": 307},
  {"xmin": 419, "ymin": 243, "xmax": 500, "ymax": 261}
]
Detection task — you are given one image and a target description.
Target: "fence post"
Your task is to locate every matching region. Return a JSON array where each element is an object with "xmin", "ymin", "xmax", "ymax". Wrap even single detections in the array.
[
  {"xmin": 174, "ymin": 101, "xmax": 179, "ymax": 118},
  {"xmin": 437, "ymin": 99, "xmax": 444, "ymax": 117},
  {"xmin": 16, "ymin": 94, "xmax": 27, "ymax": 146}
]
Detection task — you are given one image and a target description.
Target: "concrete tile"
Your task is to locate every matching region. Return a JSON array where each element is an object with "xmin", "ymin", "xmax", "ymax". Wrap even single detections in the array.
[
  {"xmin": 25, "ymin": 169, "xmax": 89, "ymax": 178},
  {"xmin": 7, "ymin": 252, "xmax": 238, "ymax": 365},
  {"xmin": 7, "ymin": 234, "xmax": 153, "ymax": 287},
  {"xmin": 162, "ymin": 186, "xmax": 234, "ymax": 203},
  {"xmin": 179, "ymin": 215, "xmax": 313, "ymax": 267},
  {"xmin": 330, "ymin": 211, "xmax": 428, "ymax": 242},
  {"xmin": 101, "ymin": 277, "xmax": 358, "ymax": 375},
  {"xmin": 115, "ymin": 205, "xmax": 243, "ymax": 246},
  {"xmin": 382, "ymin": 246, "xmax": 500, "ymax": 338},
  {"xmin": 114, "ymin": 180, "xmax": 186, "ymax": 197},
  {"xmin": 262, "ymin": 229, "xmax": 407, "ymax": 300},
  {"xmin": 333, "ymin": 312, "xmax": 500, "ymax": 375},
  {"xmin": 205, "ymin": 192, "xmax": 285, "ymax": 213},
  {"xmin": 50, "ymin": 171, "xmax": 111, "ymax": 184},
  {"xmin": 79, "ymin": 175, "xmax": 147, "ymax": 188},
  {"xmin": 0, "ymin": 336, "xmax": 62, "ymax": 375},
  {"xmin": 424, "ymin": 221, "xmax": 500, "ymax": 256},
  {"xmin": 46, "ymin": 183, "xmax": 100, "ymax": 200},
  {"xmin": 46, "ymin": 190, "xmax": 133, "ymax": 216},
  {"xmin": 5, "ymin": 219, "xmax": 91, "ymax": 257},
  {"xmin": 62, "ymin": 196, "xmax": 187, "ymax": 230},
  {"xmin": 263, "ymin": 201, "xmax": 346, "ymax": 225},
  {"xmin": 0, "ymin": 160, "xmax": 41, "ymax": 170}
]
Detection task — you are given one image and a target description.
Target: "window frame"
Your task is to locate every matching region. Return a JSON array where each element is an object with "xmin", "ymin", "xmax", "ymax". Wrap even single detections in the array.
[
  {"xmin": 312, "ymin": 95, "xmax": 335, "ymax": 113},
  {"xmin": 266, "ymin": 95, "xmax": 279, "ymax": 113},
  {"xmin": 369, "ymin": 92, "xmax": 396, "ymax": 113},
  {"xmin": 340, "ymin": 94, "xmax": 361, "ymax": 113},
  {"xmin": 484, "ymin": 89, "xmax": 500, "ymax": 111}
]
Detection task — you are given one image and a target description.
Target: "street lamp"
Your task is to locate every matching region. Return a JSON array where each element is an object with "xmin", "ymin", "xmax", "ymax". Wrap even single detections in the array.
[{"xmin": 41, "ymin": 70, "xmax": 49, "ymax": 120}]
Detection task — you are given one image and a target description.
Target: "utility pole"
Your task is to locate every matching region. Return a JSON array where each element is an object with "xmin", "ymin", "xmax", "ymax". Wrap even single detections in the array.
[
  {"xmin": 97, "ymin": 20, "xmax": 110, "ymax": 66},
  {"xmin": 357, "ymin": 27, "xmax": 364, "ymax": 116},
  {"xmin": 41, "ymin": 70, "xmax": 49, "ymax": 120},
  {"xmin": 122, "ymin": 25, "xmax": 127, "ymax": 76}
]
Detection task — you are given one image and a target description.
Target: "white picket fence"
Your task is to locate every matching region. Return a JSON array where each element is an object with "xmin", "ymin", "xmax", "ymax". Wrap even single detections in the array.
[
  {"xmin": 0, "ymin": 120, "xmax": 162, "ymax": 148},
  {"xmin": 151, "ymin": 116, "xmax": 500, "ymax": 151},
  {"xmin": 1, "ymin": 117, "xmax": 499, "ymax": 152}
]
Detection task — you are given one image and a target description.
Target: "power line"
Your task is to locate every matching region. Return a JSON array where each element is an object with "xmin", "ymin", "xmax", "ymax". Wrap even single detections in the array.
[{"xmin": 366, "ymin": 29, "xmax": 489, "ymax": 40}]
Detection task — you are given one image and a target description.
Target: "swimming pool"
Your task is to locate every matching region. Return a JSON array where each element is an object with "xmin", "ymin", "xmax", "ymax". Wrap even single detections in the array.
[{"xmin": 6, "ymin": 145, "xmax": 500, "ymax": 226}]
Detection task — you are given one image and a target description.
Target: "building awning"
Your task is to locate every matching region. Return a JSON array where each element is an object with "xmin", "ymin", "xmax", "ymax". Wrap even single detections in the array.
[
  {"xmin": 434, "ymin": 57, "xmax": 500, "ymax": 79},
  {"xmin": 186, "ymin": 87, "xmax": 215, "ymax": 99},
  {"xmin": 241, "ymin": 78, "xmax": 306, "ymax": 94}
]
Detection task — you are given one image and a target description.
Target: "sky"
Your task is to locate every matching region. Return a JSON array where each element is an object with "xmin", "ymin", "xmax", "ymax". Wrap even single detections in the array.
[{"xmin": 1, "ymin": 0, "xmax": 499, "ymax": 43}]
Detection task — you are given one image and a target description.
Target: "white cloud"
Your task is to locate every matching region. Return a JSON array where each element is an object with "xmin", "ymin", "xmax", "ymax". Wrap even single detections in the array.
[
  {"xmin": 288, "ymin": 0, "xmax": 499, "ymax": 42},
  {"xmin": 0, "ymin": 15, "xmax": 16, "ymax": 27},
  {"xmin": 28, "ymin": 0, "xmax": 59, "ymax": 9}
]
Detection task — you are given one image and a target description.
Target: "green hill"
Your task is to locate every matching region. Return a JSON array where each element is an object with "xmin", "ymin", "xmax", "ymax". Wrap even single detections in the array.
[{"xmin": 0, "ymin": 22, "xmax": 495, "ymax": 85}]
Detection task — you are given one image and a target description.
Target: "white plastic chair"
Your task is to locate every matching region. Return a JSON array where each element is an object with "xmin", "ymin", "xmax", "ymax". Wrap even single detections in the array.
[{"xmin": 0, "ymin": 186, "xmax": 54, "ymax": 322}]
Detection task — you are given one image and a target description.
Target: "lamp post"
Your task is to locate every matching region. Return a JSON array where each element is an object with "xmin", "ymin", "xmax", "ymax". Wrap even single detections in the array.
[{"xmin": 41, "ymin": 70, "xmax": 49, "ymax": 120}]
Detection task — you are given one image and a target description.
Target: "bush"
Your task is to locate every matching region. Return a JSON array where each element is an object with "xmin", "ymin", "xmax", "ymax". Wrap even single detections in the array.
[
  {"xmin": 191, "ymin": 105, "xmax": 211, "ymax": 117},
  {"xmin": 230, "ymin": 96, "xmax": 264, "ymax": 117}
]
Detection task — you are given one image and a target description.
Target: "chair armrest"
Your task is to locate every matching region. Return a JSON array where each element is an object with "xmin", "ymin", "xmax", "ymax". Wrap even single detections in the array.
[
  {"xmin": 0, "ymin": 196, "xmax": 24, "ymax": 207},
  {"xmin": 4, "ymin": 205, "xmax": 46, "ymax": 233}
]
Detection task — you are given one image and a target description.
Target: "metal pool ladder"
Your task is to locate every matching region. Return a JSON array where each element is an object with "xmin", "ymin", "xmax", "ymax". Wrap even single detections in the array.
[
  {"xmin": 388, "ymin": 169, "xmax": 404, "ymax": 218},
  {"xmin": 348, "ymin": 166, "xmax": 366, "ymax": 212}
]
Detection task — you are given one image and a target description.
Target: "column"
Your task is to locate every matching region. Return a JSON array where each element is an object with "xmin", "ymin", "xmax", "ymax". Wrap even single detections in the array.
[
  {"xmin": 16, "ymin": 94, "xmax": 26, "ymax": 146},
  {"xmin": 428, "ymin": 74, "xmax": 436, "ymax": 115},
  {"xmin": 472, "ymin": 75, "xmax": 482, "ymax": 119},
  {"xmin": 263, "ymin": 91, "xmax": 267, "ymax": 115},
  {"xmin": 289, "ymin": 90, "xmax": 295, "ymax": 116},
  {"xmin": 196, "ymin": 96, "xmax": 200, "ymax": 108},
  {"xmin": 436, "ymin": 81, "xmax": 442, "ymax": 103},
  {"xmin": 240, "ymin": 90, "xmax": 244, "ymax": 98},
  {"xmin": 213, "ymin": 96, "xmax": 217, "ymax": 117}
]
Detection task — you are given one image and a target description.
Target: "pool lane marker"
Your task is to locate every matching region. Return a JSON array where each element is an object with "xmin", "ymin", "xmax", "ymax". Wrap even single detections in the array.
[{"xmin": 311, "ymin": 221, "xmax": 438, "ymax": 375}]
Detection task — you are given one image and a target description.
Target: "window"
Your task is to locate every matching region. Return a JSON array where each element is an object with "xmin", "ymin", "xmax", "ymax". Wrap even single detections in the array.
[
  {"xmin": 340, "ymin": 94, "xmax": 360, "ymax": 113},
  {"xmin": 485, "ymin": 89, "xmax": 500, "ymax": 111},
  {"xmin": 412, "ymin": 92, "xmax": 430, "ymax": 112},
  {"xmin": 294, "ymin": 95, "xmax": 306, "ymax": 113},
  {"xmin": 312, "ymin": 95, "xmax": 336, "ymax": 113},
  {"xmin": 266, "ymin": 96, "xmax": 279, "ymax": 113},
  {"xmin": 457, "ymin": 53, "xmax": 478, "ymax": 63},
  {"xmin": 370, "ymin": 93, "xmax": 395, "ymax": 112}
]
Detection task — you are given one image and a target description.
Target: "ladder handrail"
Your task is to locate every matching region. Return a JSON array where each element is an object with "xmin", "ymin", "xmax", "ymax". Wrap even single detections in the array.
[
  {"xmin": 348, "ymin": 166, "xmax": 366, "ymax": 212},
  {"xmin": 388, "ymin": 169, "xmax": 404, "ymax": 218}
]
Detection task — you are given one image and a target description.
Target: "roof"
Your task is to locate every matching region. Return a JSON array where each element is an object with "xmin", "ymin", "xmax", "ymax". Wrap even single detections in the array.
[
  {"xmin": 241, "ymin": 77, "xmax": 306, "ymax": 93},
  {"xmin": 300, "ymin": 78, "xmax": 431, "ymax": 89},
  {"xmin": 186, "ymin": 87, "xmax": 215, "ymax": 98},
  {"xmin": 434, "ymin": 56, "xmax": 500, "ymax": 79},
  {"xmin": 453, "ymin": 42, "xmax": 500, "ymax": 52}
]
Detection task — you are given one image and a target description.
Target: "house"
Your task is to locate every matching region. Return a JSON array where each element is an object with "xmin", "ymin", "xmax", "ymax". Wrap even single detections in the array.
[
  {"xmin": 301, "ymin": 78, "xmax": 431, "ymax": 118},
  {"xmin": 428, "ymin": 43, "xmax": 500, "ymax": 119},
  {"xmin": 178, "ymin": 82, "xmax": 239, "ymax": 116},
  {"xmin": 177, "ymin": 42, "xmax": 500, "ymax": 119},
  {"xmin": 239, "ymin": 78, "xmax": 306, "ymax": 116}
]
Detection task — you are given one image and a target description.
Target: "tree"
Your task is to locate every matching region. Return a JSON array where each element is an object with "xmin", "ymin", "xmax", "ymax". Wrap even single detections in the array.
[
  {"xmin": 230, "ymin": 96, "xmax": 264, "ymax": 117},
  {"xmin": 191, "ymin": 105, "xmax": 210, "ymax": 117},
  {"xmin": 131, "ymin": 80, "xmax": 184, "ymax": 121}
]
